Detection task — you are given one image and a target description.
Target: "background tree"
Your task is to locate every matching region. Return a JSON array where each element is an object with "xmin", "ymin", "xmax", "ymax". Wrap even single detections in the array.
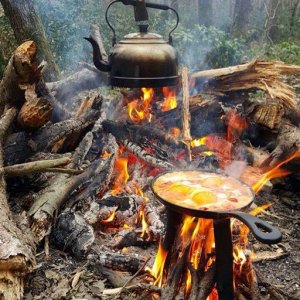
[
  {"xmin": 0, "ymin": 0, "xmax": 60, "ymax": 81},
  {"xmin": 198, "ymin": 0, "xmax": 213, "ymax": 27},
  {"xmin": 231, "ymin": 0, "xmax": 253, "ymax": 36}
]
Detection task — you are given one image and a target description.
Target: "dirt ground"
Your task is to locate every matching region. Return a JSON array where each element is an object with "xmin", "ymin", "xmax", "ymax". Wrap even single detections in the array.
[{"xmin": 23, "ymin": 175, "xmax": 300, "ymax": 300}]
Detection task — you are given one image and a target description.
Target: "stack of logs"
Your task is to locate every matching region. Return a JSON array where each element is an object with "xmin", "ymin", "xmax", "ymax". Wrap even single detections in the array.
[{"xmin": 0, "ymin": 25, "xmax": 300, "ymax": 299}]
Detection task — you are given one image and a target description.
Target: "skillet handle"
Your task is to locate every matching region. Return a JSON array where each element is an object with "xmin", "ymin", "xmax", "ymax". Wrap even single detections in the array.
[{"xmin": 226, "ymin": 211, "xmax": 282, "ymax": 244}]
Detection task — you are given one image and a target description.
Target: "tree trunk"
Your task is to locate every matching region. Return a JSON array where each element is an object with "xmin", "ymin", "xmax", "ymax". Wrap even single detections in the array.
[
  {"xmin": 231, "ymin": 0, "xmax": 253, "ymax": 36},
  {"xmin": 0, "ymin": 0, "xmax": 60, "ymax": 81},
  {"xmin": 198, "ymin": 0, "xmax": 213, "ymax": 26},
  {"xmin": 265, "ymin": 0, "xmax": 282, "ymax": 42}
]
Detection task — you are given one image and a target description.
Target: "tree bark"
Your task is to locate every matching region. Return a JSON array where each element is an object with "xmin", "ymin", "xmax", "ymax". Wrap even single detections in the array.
[
  {"xmin": 265, "ymin": 0, "xmax": 282, "ymax": 43},
  {"xmin": 198, "ymin": 0, "xmax": 213, "ymax": 26},
  {"xmin": 231, "ymin": 0, "xmax": 253, "ymax": 36},
  {"xmin": 0, "ymin": 0, "xmax": 60, "ymax": 81},
  {"xmin": 0, "ymin": 108, "xmax": 35, "ymax": 300}
]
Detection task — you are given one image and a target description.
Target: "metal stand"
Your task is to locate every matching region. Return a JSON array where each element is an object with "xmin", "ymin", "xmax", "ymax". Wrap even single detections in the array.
[
  {"xmin": 213, "ymin": 218, "xmax": 234, "ymax": 300},
  {"xmin": 162, "ymin": 209, "xmax": 182, "ymax": 274}
]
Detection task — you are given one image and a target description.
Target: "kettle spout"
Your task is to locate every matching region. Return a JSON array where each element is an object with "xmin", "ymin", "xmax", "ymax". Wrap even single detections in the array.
[{"xmin": 84, "ymin": 37, "xmax": 111, "ymax": 72}]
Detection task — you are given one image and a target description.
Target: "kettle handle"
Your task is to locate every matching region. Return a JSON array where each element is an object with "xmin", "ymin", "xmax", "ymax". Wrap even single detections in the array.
[{"xmin": 105, "ymin": 0, "xmax": 179, "ymax": 45}]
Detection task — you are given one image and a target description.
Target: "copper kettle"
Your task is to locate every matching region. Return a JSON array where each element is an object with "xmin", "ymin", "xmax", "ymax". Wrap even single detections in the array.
[{"xmin": 85, "ymin": 0, "xmax": 179, "ymax": 88}]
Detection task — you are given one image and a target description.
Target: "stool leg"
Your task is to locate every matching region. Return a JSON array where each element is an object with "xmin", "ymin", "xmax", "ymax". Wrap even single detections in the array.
[{"xmin": 213, "ymin": 218, "xmax": 234, "ymax": 300}]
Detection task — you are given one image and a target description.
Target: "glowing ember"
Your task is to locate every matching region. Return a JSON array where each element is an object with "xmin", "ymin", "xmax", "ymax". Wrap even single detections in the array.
[
  {"xmin": 190, "ymin": 136, "xmax": 207, "ymax": 148},
  {"xmin": 161, "ymin": 87, "xmax": 177, "ymax": 112},
  {"xmin": 100, "ymin": 151, "xmax": 110, "ymax": 158},
  {"xmin": 128, "ymin": 88, "xmax": 154, "ymax": 122},
  {"xmin": 226, "ymin": 109, "xmax": 247, "ymax": 143},
  {"xmin": 102, "ymin": 208, "xmax": 117, "ymax": 224},
  {"xmin": 252, "ymin": 151, "xmax": 300, "ymax": 193},
  {"xmin": 149, "ymin": 240, "xmax": 168, "ymax": 287},
  {"xmin": 111, "ymin": 157, "xmax": 130, "ymax": 195},
  {"xmin": 191, "ymin": 135, "xmax": 232, "ymax": 163},
  {"xmin": 169, "ymin": 127, "xmax": 181, "ymax": 138},
  {"xmin": 123, "ymin": 223, "xmax": 133, "ymax": 229}
]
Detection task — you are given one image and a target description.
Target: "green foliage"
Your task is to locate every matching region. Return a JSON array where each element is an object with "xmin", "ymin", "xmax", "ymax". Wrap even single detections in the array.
[{"xmin": 267, "ymin": 41, "xmax": 300, "ymax": 65}]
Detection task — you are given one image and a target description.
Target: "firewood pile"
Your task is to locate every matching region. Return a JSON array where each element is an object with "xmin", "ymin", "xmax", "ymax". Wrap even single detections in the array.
[{"xmin": 0, "ymin": 30, "xmax": 300, "ymax": 300}]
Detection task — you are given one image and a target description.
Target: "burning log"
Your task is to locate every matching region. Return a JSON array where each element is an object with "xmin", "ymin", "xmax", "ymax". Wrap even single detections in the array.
[
  {"xmin": 82, "ymin": 193, "xmax": 142, "ymax": 226},
  {"xmin": 0, "ymin": 108, "xmax": 36, "ymax": 300},
  {"xmin": 27, "ymin": 116, "xmax": 116, "ymax": 241},
  {"xmin": 102, "ymin": 120, "xmax": 185, "ymax": 149},
  {"xmin": 123, "ymin": 139, "xmax": 174, "ymax": 169},
  {"xmin": 161, "ymin": 245, "xmax": 190, "ymax": 300},
  {"xmin": 191, "ymin": 59, "xmax": 300, "ymax": 109},
  {"xmin": 28, "ymin": 152, "xmax": 115, "ymax": 241}
]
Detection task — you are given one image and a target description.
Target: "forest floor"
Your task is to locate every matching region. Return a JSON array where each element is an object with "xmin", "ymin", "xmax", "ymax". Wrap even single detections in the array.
[{"xmin": 23, "ymin": 179, "xmax": 300, "ymax": 300}]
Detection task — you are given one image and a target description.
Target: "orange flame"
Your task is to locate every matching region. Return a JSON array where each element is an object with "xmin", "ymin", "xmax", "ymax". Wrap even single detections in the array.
[
  {"xmin": 233, "ymin": 245, "xmax": 247, "ymax": 273},
  {"xmin": 111, "ymin": 157, "xmax": 130, "ymax": 195},
  {"xmin": 185, "ymin": 269, "xmax": 192, "ymax": 295},
  {"xmin": 232, "ymin": 203, "xmax": 272, "ymax": 281},
  {"xmin": 226, "ymin": 110, "xmax": 247, "ymax": 143},
  {"xmin": 128, "ymin": 88, "xmax": 154, "ymax": 122},
  {"xmin": 123, "ymin": 223, "xmax": 133, "ymax": 229},
  {"xmin": 149, "ymin": 240, "xmax": 168, "ymax": 287},
  {"xmin": 179, "ymin": 217, "xmax": 215, "ymax": 295},
  {"xmin": 161, "ymin": 87, "xmax": 177, "ymax": 112},
  {"xmin": 100, "ymin": 151, "xmax": 110, "ymax": 158},
  {"xmin": 252, "ymin": 151, "xmax": 300, "ymax": 193},
  {"xmin": 140, "ymin": 209, "xmax": 150, "ymax": 239},
  {"xmin": 169, "ymin": 127, "xmax": 181, "ymax": 138},
  {"xmin": 102, "ymin": 208, "xmax": 117, "ymax": 224}
]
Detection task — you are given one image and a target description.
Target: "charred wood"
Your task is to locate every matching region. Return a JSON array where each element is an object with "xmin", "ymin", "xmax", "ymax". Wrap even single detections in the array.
[
  {"xmin": 197, "ymin": 263, "xmax": 216, "ymax": 300},
  {"xmin": 161, "ymin": 245, "xmax": 190, "ymax": 300},
  {"xmin": 144, "ymin": 198, "xmax": 165, "ymax": 239},
  {"xmin": 82, "ymin": 193, "xmax": 142, "ymax": 226},
  {"xmin": 4, "ymin": 110, "xmax": 99, "ymax": 165},
  {"xmin": 123, "ymin": 139, "xmax": 173, "ymax": 169},
  {"xmin": 102, "ymin": 120, "xmax": 185, "ymax": 149},
  {"xmin": 110, "ymin": 229, "xmax": 153, "ymax": 249},
  {"xmin": 50, "ymin": 209, "xmax": 95, "ymax": 258},
  {"xmin": 88, "ymin": 249, "xmax": 145, "ymax": 274},
  {"xmin": 28, "ymin": 156, "xmax": 114, "ymax": 241}
]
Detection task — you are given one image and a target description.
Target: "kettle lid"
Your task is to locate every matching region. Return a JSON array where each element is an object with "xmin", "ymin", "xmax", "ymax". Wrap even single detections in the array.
[{"xmin": 119, "ymin": 32, "xmax": 167, "ymax": 44}]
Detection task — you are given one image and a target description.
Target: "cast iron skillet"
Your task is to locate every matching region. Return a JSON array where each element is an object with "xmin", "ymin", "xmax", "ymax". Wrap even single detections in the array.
[{"xmin": 151, "ymin": 170, "xmax": 282, "ymax": 244}]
